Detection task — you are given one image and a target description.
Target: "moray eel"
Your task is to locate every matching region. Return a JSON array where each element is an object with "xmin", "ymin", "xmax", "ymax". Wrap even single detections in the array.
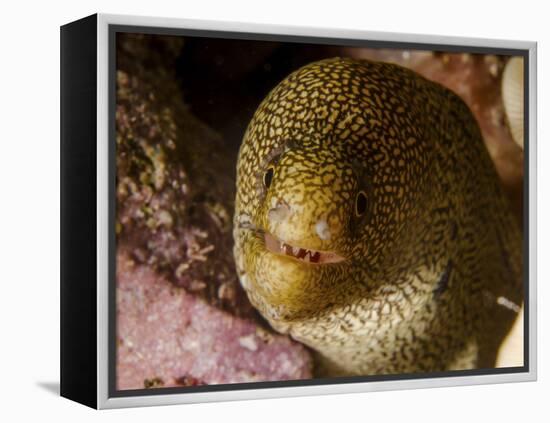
[{"xmin": 233, "ymin": 57, "xmax": 523, "ymax": 376}]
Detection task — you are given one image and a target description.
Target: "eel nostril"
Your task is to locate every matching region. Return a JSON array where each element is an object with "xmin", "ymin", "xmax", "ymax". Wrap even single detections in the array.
[
  {"xmin": 315, "ymin": 219, "xmax": 331, "ymax": 241},
  {"xmin": 268, "ymin": 200, "xmax": 290, "ymax": 223}
]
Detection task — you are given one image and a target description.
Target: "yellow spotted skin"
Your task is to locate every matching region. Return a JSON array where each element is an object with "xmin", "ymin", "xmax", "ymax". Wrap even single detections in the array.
[{"xmin": 233, "ymin": 57, "xmax": 523, "ymax": 376}]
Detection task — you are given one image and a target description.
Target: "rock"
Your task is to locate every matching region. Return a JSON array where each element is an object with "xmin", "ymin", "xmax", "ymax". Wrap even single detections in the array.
[
  {"xmin": 116, "ymin": 33, "xmax": 254, "ymax": 317},
  {"xmin": 117, "ymin": 252, "xmax": 312, "ymax": 389}
]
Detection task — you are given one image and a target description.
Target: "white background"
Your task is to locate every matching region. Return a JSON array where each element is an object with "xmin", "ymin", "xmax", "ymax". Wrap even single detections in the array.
[{"xmin": 0, "ymin": 0, "xmax": 547, "ymax": 421}]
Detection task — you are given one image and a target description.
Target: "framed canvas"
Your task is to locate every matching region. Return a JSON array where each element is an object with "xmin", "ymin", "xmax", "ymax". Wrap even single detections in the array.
[{"xmin": 60, "ymin": 13, "xmax": 537, "ymax": 409}]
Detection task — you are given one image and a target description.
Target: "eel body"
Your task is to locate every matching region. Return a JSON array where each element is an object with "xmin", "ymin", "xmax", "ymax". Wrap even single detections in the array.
[{"xmin": 233, "ymin": 57, "xmax": 523, "ymax": 376}]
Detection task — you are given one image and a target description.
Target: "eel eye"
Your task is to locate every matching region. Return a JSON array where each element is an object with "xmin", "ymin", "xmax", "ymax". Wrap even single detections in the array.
[
  {"xmin": 264, "ymin": 166, "xmax": 274, "ymax": 189},
  {"xmin": 355, "ymin": 191, "xmax": 368, "ymax": 216}
]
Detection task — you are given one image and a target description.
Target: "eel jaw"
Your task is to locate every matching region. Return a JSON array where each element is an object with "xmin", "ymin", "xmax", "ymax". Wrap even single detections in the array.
[{"xmin": 264, "ymin": 232, "xmax": 346, "ymax": 264}]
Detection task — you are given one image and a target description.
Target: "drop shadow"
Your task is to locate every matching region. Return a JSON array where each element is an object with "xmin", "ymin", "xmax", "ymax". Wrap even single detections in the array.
[{"xmin": 36, "ymin": 381, "xmax": 60, "ymax": 396}]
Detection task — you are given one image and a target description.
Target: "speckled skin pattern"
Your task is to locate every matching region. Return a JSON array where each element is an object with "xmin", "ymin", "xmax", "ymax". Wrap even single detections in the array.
[{"xmin": 233, "ymin": 57, "xmax": 523, "ymax": 377}]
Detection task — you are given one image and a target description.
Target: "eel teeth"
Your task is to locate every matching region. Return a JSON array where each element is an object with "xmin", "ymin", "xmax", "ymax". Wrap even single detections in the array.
[{"xmin": 264, "ymin": 233, "xmax": 345, "ymax": 264}]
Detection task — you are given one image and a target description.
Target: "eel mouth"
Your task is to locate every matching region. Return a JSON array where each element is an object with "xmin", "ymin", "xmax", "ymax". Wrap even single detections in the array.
[{"xmin": 264, "ymin": 232, "xmax": 346, "ymax": 264}]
